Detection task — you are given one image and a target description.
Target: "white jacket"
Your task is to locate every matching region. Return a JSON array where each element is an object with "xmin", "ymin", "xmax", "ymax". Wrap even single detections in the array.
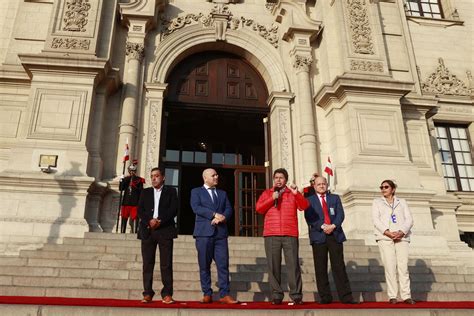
[{"xmin": 372, "ymin": 196, "xmax": 413, "ymax": 242}]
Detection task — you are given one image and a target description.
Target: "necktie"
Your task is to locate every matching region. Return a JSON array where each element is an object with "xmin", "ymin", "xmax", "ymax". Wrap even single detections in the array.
[
  {"xmin": 321, "ymin": 194, "xmax": 331, "ymax": 225},
  {"xmin": 210, "ymin": 188, "xmax": 218, "ymax": 207}
]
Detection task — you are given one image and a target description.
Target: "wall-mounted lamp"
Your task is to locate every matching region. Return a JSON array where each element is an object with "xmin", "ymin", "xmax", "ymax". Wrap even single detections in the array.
[{"xmin": 39, "ymin": 155, "xmax": 58, "ymax": 173}]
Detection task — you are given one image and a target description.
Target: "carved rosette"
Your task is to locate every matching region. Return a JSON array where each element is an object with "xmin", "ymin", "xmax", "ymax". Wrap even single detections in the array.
[
  {"xmin": 161, "ymin": 9, "xmax": 279, "ymax": 48},
  {"xmin": 421, "ymin": 58, "xmax": 471, "ymax": 96},
  {"xmin": 350, "ymin": 60, "xmax": 383, "ymax": 72},
  {"xmin": 346, "ymin": 0, "xmax": 374, "ymax": 55},
  {"xmin": 51, "ymin": 37, "xmax": 90, "ymax": 50},
  {"xmin": 63, "ymin": 0, "xmax": 91, "ymax": 32},
  {"xmin": 126, "ymin": 42, "xmax": 145, "ymax": 62},
  {"xmin": 293, "ymin": 55, "xmax": 313, "ymax": 72}
]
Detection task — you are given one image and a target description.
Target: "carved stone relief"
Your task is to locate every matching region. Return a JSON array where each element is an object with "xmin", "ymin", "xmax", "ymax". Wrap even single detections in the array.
[
  {"xmin": 279, "ymin": 110, "xmax": 290, "ymax": 169},
  {"xmin": 350, "ymin": 59, "xmax": 383, "ymax": 72},
  {"xmin": 421, "ymin": 58, "xmax": 471, "ymax": 96},
  {"xmin": 51, "ymin": 37, "xmax": 90, "ymax": 50},
  {"xmin": 346, "ymin": 0, "xmax": 375, "ymax": 55},
  {"xmin": 161, "ymin": 6, "xmax": 279, "ymax": 48},
  {"xmin": 126, "ymin": 42, "xmax": 145, "ymax": 62},
  {"xmin": 63, "ymin": 0, "xmax": 91, "ymax": 32},
  {"xmin": 293, "ymin": 55, "xmax": 313, "ymax": 72},
  {"xmin": 146, "ymin": 101, "xmax": 161, "ymax": 175}
]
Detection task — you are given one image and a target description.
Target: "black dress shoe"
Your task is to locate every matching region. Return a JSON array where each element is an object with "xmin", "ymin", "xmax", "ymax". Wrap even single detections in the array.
[
  {"xmin": 272, "ymin": 298, "xmax": 282, "ymax": 305},
  {"xmin": 320, "ymin": 299, "xmax": 332, "ymax": 304},
  {"xmin": 342, "ymin": 300, "xmax": 359, "ymax": 304},
  {"xmin": 404, "ymin": 298, "xmax": 416, "ymax": 305},
  {"xmin": 288, "ymin": 298, "xmax": 303, "ymax": 305},
  {"xmin": 389, "ymin": 298, "xmax": 397, "ymax": 304}
]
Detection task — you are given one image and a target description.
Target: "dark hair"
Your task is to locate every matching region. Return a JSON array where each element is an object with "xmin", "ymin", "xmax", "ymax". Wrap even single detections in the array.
[
  {"xmin": 380, "ymin": 179, "xmax": 397, "ymax": 190},
  {"xmin": 151, "ymin": 167, "xmax": 164, "ymax": 176},
  {"xmin": 273, "ymin": 168, "xmax": 288, "ymax": 181}
]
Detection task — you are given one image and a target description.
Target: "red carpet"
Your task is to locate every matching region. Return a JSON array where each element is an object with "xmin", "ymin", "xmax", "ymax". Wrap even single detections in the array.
[{"xmin": 0, "ymin": 296, "xmax": 473, "ymax": 309}]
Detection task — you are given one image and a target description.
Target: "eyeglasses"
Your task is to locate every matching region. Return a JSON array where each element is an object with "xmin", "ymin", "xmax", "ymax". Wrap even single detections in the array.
[{"xmin": 379, "ymin": 185, "xmax": 391, "ymax": 190}]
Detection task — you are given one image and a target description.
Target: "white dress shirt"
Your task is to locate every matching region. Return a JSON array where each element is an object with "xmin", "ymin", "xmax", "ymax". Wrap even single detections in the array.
[
  {"xmin": 203, "ymin": 184, "xmax": 217, "ymax": 202},
  {"xmin": 153, "ymin": 186, "xmax": 163, "ymax": 219}
]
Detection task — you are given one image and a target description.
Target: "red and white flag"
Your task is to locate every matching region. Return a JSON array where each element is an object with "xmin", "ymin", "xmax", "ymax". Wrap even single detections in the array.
[
  {"xmin": 123, "ymin": 138, "xmax": 129, "ymax": 162},
  {"xmin": 324, "ymin": 156, "xmax": 333, "ymax": 176}
]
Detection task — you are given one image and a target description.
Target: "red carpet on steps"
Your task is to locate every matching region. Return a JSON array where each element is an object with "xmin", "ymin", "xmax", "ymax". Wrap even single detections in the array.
[{"xmin": 0, "ymin": 296, "xmax": 473, "ymax": 309}]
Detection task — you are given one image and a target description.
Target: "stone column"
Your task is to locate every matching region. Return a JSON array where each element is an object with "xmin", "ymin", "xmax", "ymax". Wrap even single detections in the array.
[
  {"xmin": 116, "ymin": 40, "xmax": 145, "ymax": 174},
  {"xmin": 292, "ymin": 52, "xmax": 319, "ymax": 183}
]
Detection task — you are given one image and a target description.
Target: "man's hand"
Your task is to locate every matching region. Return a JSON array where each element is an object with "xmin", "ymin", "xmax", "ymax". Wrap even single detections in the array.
[
  {"xmin": 211, "ymin": 213, "xmax": 226, "ymax": 225},
  {"xmin": 149, "ymin": 218, "xmax": 160, "ymax": 230},
  {"xmin": 323, "ymin": 224, "xmax": 336, "ymax": 234},
  {"xmin": 272, "ymin": 191, "xmax": 279, "ymax": 200},
  {"xmin": 288, "ymin": 184, "xmax": 298, "ymax": 195}
]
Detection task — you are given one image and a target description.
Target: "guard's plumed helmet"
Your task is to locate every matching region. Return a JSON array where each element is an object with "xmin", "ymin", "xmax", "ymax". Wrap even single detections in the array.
[{"xmin": 128, "ymin": 164, "xmax": 137, "ymax": 172}]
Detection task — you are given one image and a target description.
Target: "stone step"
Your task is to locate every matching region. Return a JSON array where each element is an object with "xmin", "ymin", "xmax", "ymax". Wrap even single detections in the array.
[
  {"xmin": 62, "ymin": 236, "xmax": 377, "ymax": 252},
  {"xmin": 1, "ymin": 264, "xmax": 469, "ymax": 286},
  {"xmin": 37, "ymin": 243, "xmax": 381, "ymax": 259}
]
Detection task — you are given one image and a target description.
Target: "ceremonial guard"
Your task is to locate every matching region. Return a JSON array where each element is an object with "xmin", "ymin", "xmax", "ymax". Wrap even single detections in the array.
[{"xmin": 119, "ymin": 161, "xmax": 145, "ymax": 233}]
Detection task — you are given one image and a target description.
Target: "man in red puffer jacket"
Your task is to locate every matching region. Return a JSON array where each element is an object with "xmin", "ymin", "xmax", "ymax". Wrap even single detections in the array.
[{"xmin": 256, "ymin": 168, "xmax": 309, "ymax": 305}]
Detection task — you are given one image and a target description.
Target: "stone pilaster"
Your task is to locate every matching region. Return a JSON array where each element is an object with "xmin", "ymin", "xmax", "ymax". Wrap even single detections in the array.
[{"xmin": 141, "ymin": 83, "xmax": 167, "ymax": 179}]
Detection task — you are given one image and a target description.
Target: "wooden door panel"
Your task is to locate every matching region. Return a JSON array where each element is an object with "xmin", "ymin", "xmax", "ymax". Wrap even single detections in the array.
[{"xmin": 167, "ymin": 52, "xmax": 268, "ymax": 108}]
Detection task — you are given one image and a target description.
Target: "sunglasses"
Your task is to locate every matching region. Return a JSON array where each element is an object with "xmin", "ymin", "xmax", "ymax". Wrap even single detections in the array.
[{"xmin": 379, "ymin": 185, "xmax": 391, "ymax": 190}]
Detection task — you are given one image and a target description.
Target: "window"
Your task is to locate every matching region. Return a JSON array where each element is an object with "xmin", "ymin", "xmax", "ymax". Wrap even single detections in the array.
[
  {"xmin": 436, "ymin": 125, "xmax": 474, "ymax": 191},
  {"xmin": 404, "ymin": 0, "xmax": 443, "ymax": 19}
]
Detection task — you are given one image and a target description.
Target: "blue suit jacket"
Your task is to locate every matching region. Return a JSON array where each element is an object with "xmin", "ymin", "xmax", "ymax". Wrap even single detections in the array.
[
  {"xmin": 190, "ymin": 186, "xmax": 233, "ymax": 238},
  {"xmin": 305, "ymin": 192, "xmax": 347, "ymax": 244}
]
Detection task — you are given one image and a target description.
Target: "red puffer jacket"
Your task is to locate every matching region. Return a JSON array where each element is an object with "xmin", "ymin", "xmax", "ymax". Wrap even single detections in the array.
[{"xmin": 256, "ymin": 187, "xmax": 309, "ymax": 237}]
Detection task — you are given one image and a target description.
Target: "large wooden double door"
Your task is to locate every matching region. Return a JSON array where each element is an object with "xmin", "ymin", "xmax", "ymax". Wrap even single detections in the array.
[{"xmin": 162, "ymin": 51, "xmax": 270, "ymax": 236}]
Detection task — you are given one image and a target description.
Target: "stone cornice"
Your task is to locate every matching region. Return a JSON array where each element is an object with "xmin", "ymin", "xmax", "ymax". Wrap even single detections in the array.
[
  {"xmin": 0, "ymin": 172, "xmax": 94, "ymax": 195},
  {"xmin": 314, "ymin": 75, "xmax": 415, "ymax": 110},
  {"xmin": 267, "ymin": 91, "xmax": 294, "ymax": 106},
  {"xmin": 119, "ymin": 0, "xmax": 160, "ymax": 31},
  {"xmin": 18, "ymin": 53, "xmax": 111, "ymax": 85},
  {"xmin": 0, "ymin": 65, "xmax": 30, "ymax": 82}
]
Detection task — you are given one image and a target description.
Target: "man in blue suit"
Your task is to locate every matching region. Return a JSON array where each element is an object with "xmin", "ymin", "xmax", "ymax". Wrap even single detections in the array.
[
  {"xmin": 190, "ymin": 168, "xmax": 239, "ymax": 304},
  {"xmin": 305, "ymin": 176, "xmax": 357, "ymax": 304}
]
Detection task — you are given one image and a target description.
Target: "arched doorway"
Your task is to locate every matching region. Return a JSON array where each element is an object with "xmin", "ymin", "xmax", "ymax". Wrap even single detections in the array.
[{"xmin": 161, "ymin": 51, "xmax": 269, "ymax": 236}]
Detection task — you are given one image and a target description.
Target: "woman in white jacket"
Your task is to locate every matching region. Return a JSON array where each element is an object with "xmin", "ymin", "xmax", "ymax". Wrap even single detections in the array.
[{"xmin": 372, "ymin": 180, "xmax": 415, "ymax": 305}]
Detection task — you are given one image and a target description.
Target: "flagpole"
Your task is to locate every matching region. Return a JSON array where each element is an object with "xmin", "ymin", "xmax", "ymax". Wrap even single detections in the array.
[
  {"xmin": 116, "ymin": 160, "xmax": 127, "ymax": 233},
  {"xmin": 116, "ymin": 139, "xmax": 129, "ymax": 233}
]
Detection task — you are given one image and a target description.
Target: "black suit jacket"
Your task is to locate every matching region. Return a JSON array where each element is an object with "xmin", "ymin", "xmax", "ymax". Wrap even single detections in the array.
[{"xmin": 137, "ymin": 186, "xmax": 178, "ymax": 240}]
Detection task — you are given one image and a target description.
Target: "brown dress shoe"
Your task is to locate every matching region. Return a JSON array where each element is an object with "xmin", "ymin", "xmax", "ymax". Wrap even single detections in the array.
[
  {"xmin": 219, "ymin": 295, "xmax": 240, "ymax": 304},
  {"xmin": 389, "ymin": 298, "xmax": 397, "ymax": 304},
  {"xmin": 201, "ymin": 295, "xmax": 213, "ymax": 304},
  {"xmin": 162, "ymin": 295, "xmax": 175, "ymax": 304},
  {"xmin": 404, "ymin": 298, "xmax": 416, "ymax": 305},
  {"xmin": 141, "ymin": 295, "xmax": 153, "ymax": 303}
]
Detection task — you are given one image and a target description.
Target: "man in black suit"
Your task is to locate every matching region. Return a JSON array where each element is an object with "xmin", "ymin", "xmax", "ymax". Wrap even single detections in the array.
[{"xmin": 138, "ymin": 167, "xmax": 178, "ymax": 304}]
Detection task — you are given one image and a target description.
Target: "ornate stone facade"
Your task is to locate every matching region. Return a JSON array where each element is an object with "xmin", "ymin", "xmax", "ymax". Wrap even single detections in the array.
[
  {"xmin": 63, "ymin": 0, "xmax": 92, "ymax": 32},
  {"xmin": 51, "ymin": 37, "xmax": 91, "ymax": 50},
  {"xmin": 350, "ymin": 59, "xmax": 383, "ymax": 72},
  {"xmin": 161, "ymin": 7, "xmax": 279, "ymax": 47},
  {"xmin": 0, "ymin": 0, "xmax": 472, "ymax": 258},
  {"xmin": 293, "ymin": 55, "xmax": 313, "ymax": 72},
  {"xmin": 422, "ymin": 58, "xmax": 471, "ymax": 96},
  {"xmin": 346, "ymin": 0, "xmax": 375, "ymax": 55},
  {"xmin": 125, "ymin": 42, "xmax": 145, "ymax": 62}
]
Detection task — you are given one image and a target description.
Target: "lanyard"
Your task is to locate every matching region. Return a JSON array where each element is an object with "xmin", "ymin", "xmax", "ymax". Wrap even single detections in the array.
[{"xmin": 388, "ymin": 200, "xmax": 397, "ymax": 225}]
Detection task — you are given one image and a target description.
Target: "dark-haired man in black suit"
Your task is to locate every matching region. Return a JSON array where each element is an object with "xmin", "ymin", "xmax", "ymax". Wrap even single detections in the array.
[{"xmin": 138, "ymin": 167, "xmax": 178, "ymax": 304}]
